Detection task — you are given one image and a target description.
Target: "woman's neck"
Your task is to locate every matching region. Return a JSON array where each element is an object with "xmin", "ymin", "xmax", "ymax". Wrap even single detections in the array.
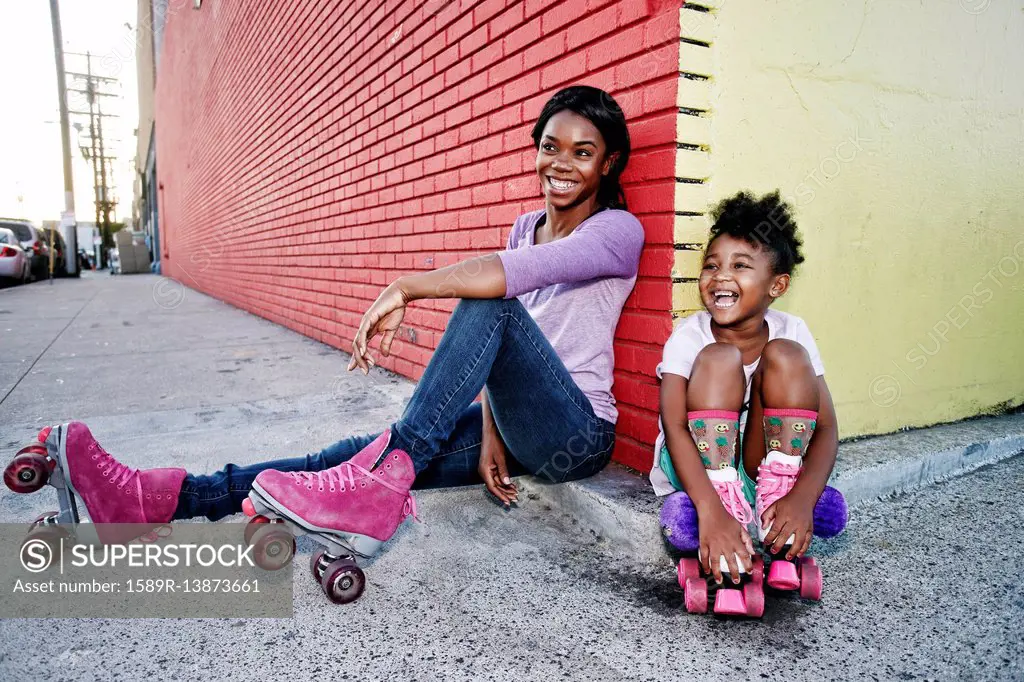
[{"xmin": 543, "ymin": 196, "xmax": 602, "ymax": 239}]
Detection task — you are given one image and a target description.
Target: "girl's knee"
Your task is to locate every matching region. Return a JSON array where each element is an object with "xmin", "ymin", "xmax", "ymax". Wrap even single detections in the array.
[
  {"xmin": 692, "ymin": 342, "xmax": 743, "ymax": 378},
  {"xmin": 761, "ymin": 339, "xmax": 812, "ymax": 369}
]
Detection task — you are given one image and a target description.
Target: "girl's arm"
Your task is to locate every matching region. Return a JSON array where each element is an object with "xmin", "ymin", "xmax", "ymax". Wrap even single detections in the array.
[{"xmin": 661, "ymin": 373, "xmax": 754, "ymax": 583}]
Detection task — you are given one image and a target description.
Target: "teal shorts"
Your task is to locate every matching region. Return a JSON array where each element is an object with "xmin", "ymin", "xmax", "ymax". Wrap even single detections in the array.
[{"xmin": 659, "ymin": 442, "xmax": 757, "ymax": 506}]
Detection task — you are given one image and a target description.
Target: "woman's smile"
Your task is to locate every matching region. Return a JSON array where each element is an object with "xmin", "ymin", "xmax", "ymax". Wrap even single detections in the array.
[{"xmin": 546, "ymin": 176, "xmax": 580, "ymax": 194}]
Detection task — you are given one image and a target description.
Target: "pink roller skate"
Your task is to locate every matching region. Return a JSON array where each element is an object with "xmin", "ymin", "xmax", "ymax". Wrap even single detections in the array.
[
  {"xmin": 3, "ymin": 422, "xmax": 186, "ymax": 548},
  {"xmin": 678, "ymin": 467, "xmax": 765, "ymax": 618},
  {"xmin": 756, "ymin": 452, "xmax": 823, "ymax": 600},
  {"xmin": 242, "ymin": 430, "xmax": 418, "ymax": 604}
]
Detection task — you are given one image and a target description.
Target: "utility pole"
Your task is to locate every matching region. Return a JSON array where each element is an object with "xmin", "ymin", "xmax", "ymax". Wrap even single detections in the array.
[
  {"xmin": 67, "ymin": 52, "xmax": 119, "ymax": 269},
  {"xmin": 49, "ymin": 0, "xmax": 77, "ymax": 281}
]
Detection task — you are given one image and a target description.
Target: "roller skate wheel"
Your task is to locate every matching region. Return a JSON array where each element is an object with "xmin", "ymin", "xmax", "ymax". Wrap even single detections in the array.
[
  {"xmin": 310, "ymin": 549, "xmax": 327, "ymax": 582},
  {"xmin": 677, "ymin": 557, "xmax": 701, "ymax": 587},
  {"xmin": 243, "ymin": 515, "xmax": 272, "ymax": 545},
  {"xmin": 683, "ymin": 577, "xmax": 708, "ymax": 614},
  {"xmin": 32, "ymin": 511, "xmax": 60, "ymax": 526},
  {"xmin": 4, "ymin": 453, "xmax": 51, "ymax": 494},
  {"xmin": 241, "ymin": 497, "xmax": 256, "ymax": 517},
  {"xmin": 15, "ymin": 443, "xmax": 49, "ymax": 459},
  {"xmin": 743, "ymin": 581, "xmax": 765, "ymax": 618},
  {"xmin": 250, "ymin": 525, "xmax": 295, "ymax": 571},
  {"xmin": 320, "ymin": 557, "xmax": 365, "ymax": 604},
  {"xmin": 799, "ymin": 560, "xmax": 823, "ymax": 601}
]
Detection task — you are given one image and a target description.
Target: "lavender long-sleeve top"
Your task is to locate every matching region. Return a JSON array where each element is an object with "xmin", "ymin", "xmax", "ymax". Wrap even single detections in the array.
[{"xmin": 496, "ymin": 208, "xmax": 645, "ymax": 423}]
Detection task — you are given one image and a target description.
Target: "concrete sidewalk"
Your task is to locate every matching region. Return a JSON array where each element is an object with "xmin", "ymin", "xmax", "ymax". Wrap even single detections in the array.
[{"xmin": 0, "ymin": 272, "xmax": 1019, "ymax": 681}]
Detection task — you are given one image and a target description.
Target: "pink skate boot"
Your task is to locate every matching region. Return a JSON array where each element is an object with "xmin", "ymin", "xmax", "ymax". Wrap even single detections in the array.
[
  {"xmin": 243, "ymin": 430, "xmax": 418, "ymax": 604},
  {"xmin": 756, "ymin": 451, "xmax": 823, "ymax": 599},
  {"xmin": 679, "ymin": 466, "xmax": 765, "ymax": 618},
  {"xmin": 4, "ymin": 422, "xmax": 186, "ymax": 545}
]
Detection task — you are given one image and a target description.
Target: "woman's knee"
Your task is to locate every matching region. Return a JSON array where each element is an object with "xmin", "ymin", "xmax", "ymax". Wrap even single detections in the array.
[{"xmin": 454, "ymin": 297, "xmax": 519, "ymax": 318}]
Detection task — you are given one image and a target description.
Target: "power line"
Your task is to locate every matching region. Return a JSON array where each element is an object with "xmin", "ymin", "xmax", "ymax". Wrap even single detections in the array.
[{"xmin": 65, "ymin": 52, "xmax": 120, "ymax": 269}]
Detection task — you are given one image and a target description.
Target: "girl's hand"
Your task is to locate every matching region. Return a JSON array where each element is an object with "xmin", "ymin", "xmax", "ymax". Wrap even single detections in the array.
[
  {"xmin": 761, "ymin": 491, "xmax": 815, "ymax": 560},
  {"xmin": 348, "ymin": 282, "xmax": 408, "ymax": 374},
  {"xmin": 478, "ymin": 427, "xmax": 517, "ymax": 508},
  {"xmin": 698, "ymin": 505, "xmax": 755, "ymax": 585}
]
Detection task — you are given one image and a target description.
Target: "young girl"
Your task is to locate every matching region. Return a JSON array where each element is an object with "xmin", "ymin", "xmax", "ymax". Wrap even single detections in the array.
[{"xmin": 653, "ymin": 191, "xmax": 847, "ymax": 609}]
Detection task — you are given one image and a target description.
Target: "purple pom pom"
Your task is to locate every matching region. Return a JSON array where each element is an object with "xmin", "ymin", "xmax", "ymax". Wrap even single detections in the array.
[
  {"xmin": 659, "ymin": 491, "xmax": 700, "ymax": 552},
  {"xmin": 813, "ymin": 486, "xmax": 848, "ymax": 538}
]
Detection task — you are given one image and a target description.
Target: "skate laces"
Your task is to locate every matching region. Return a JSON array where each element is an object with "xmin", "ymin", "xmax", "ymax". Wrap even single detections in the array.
[
  {"xmin": 90, "ymin": 443, "xmax": 137, "ymax": 490},
  {"xmin": 289, "ymin": 460, "xmax": 419, "ymax": 521},
  {"xmin": 756, "ymin": 459, "xmax": 801, "ymax": 511},
  {"xmin": 711, "ymin": 478, "xmax": 753, "ymax": 524}
]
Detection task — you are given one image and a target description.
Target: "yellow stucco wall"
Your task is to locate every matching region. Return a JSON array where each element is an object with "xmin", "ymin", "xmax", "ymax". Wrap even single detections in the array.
[{"xmin": 674, "ymin": 0, "xmax": 1024, "ymax": 437}]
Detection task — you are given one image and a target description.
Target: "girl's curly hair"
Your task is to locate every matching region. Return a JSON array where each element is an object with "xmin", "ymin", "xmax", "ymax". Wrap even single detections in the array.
[{"xmin": 708, "ymin": 190, "xmax": 805, "ymax": 275}]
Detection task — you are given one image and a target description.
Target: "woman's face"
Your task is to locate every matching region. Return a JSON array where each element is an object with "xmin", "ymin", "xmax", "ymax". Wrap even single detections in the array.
[{"xmin": 536, "ymin": 110, "xmax": 616, "ymax": 209}]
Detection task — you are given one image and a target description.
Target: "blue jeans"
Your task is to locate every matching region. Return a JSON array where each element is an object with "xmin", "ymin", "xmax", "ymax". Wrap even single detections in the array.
[{"xmin": 175, "ymin": 298, "xmax": 617, "ymax": 521}]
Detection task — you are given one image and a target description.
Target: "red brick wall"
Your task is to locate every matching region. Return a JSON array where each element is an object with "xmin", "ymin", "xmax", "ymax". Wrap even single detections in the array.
[{"xmin": 155, "ymin": 0, "xmax": 677, "ymax": 472}]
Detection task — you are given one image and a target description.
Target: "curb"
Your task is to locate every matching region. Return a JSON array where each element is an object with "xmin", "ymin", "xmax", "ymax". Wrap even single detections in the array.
[{"xmin": 520, "ymin": 416, "xmax": 1024, "ymax": 566}]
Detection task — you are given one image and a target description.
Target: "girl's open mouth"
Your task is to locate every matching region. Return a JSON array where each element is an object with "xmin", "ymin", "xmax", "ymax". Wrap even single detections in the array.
[{"xmin": 712, "ymin": 290, "xmax": 738, "ymax": 309}]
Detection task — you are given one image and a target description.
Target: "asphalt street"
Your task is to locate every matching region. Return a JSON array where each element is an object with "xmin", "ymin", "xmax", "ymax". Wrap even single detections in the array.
[{"xmin": 0, "ymin": 273, "xmax": 1019, "ymax": 681}]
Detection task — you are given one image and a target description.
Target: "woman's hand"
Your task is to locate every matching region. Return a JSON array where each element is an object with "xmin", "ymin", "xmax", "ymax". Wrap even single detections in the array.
[
  {"xmin": 698, "ymin": 505, "xmax": 754, "ymax": 585},
  {"xmin": 478, "ymin": 426, "xmax": 518, "ymax": 508},
  {"xmin": 761, "ymin": 490, "xmax": 815, "ymax": 560},
  {"xmin": 348, "ymin": 282, "xmax": 408, "ymax": 374}
]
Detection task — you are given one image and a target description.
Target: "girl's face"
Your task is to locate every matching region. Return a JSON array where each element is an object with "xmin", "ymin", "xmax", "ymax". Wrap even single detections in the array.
[
  {"xmin": 536, "ymin": 110, "xmax": 617, "ymax": 209},
  {"xmin": 699, "ymin": 234, "xmax": 789, "ymax": 327}
]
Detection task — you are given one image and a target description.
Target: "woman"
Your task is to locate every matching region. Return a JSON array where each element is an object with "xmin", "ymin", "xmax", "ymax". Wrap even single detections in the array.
[{"xmin": 11, "ymin": 86, "xmax": 646, "ymax": 553}]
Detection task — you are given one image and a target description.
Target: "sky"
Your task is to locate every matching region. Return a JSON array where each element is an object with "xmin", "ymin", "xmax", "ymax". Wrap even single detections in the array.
[{"xmin": 0, "ymin": 0, "xmax": 139, "ymax": 224}]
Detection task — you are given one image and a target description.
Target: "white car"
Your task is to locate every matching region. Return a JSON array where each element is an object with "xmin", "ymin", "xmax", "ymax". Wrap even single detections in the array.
[{"xmin": 0, "ymin": 227, "xmax": 31, "ymax": 284}]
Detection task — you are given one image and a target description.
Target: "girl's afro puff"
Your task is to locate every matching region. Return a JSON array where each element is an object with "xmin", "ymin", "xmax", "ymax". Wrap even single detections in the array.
[{"xmin": 708, "ymin": 190, "xmax": 805, "ymax": 275}]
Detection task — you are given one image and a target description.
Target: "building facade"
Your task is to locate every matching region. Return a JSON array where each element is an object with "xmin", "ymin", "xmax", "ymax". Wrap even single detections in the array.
[{"xmin": 152, "ymin": 0, "xmax": 1024, "ymax": 472}]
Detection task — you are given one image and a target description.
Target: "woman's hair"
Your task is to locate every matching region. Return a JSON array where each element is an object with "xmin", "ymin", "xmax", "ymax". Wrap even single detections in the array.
[
  {"xmin": 708, "ymin": 191, "xmax": 805, "ymax": 275},
  {"xmin": 531, "ymin": 86, "xmax": 631, "ymax": 210}
]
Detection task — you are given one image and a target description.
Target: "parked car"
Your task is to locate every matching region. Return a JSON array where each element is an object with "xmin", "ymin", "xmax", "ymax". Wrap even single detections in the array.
[
  {"xmin": 78, "ymin": 248, "xmax": 95, "ymax": 271},
  {"xmin": 35, "ymin": 226, "xmax": 68, "ymax": 276},
  {"xmin": 0, "ymin": 227, "xmax": 31, "ymax": 284},
  {"xmin": 0, "ymin": 219, "xmax": 49, "ymax": 280}
]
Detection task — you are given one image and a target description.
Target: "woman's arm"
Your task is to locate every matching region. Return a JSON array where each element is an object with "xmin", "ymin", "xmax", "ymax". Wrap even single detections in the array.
[
  {"xmin": 478, "ymin": 391, "xmax": 517, "ymax": 506},
  {"xmin": 398, "ymin": 254, "xmax": 508, "ymax": 301}
]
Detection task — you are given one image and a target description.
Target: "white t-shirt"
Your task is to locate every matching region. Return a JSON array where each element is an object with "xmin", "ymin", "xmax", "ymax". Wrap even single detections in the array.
[{"xmin": 650, "ymin": 309, "xmax": 826, "ymax": 496}]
